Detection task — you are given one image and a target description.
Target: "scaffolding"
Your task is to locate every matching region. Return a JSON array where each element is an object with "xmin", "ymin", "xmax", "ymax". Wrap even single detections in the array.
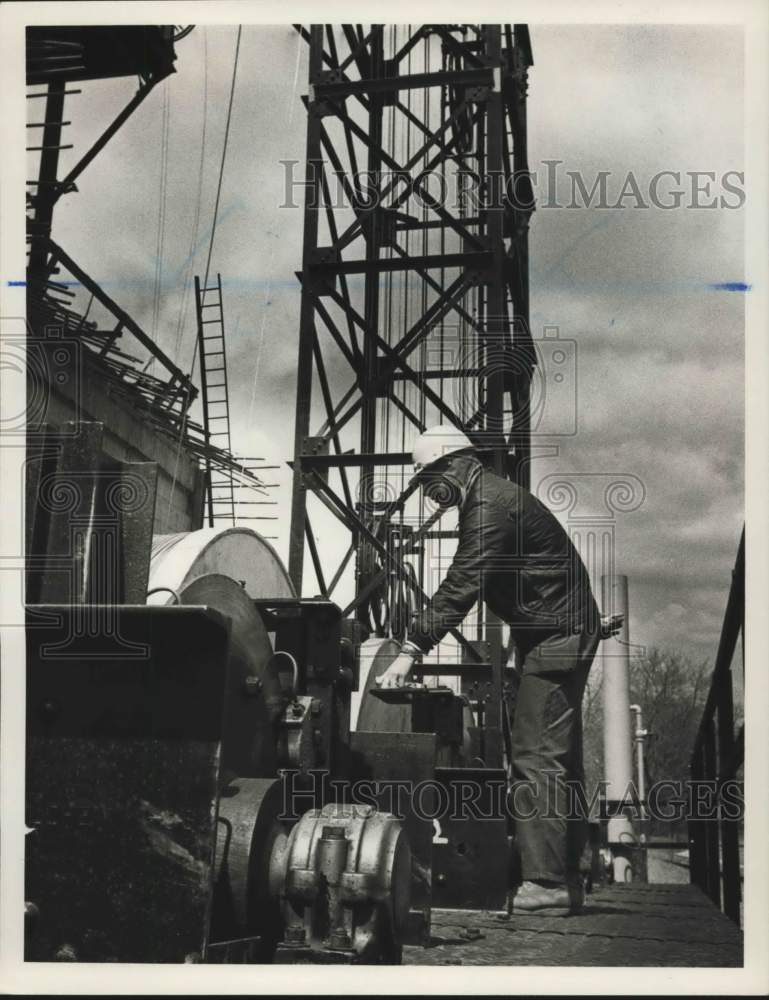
[
  {"xmin": 25, "ymin": 26, "xmax": 196, "ymax": 419},
  {"xmin": 25, "ymin": 25, "xmax": 273, "ymax": 510}
]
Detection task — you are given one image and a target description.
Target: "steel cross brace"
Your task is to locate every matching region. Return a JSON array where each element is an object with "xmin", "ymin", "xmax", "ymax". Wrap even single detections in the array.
[
  {"xmin": 319, "ymin": 100, "xmax": 486, "ymax": 258},
  {"xmin": 321, "ymin": 98, "xmax": 487, "ymax": 256},
  {"xmin": 303, "ymin": 470, "xmax": 482, "ymax": 662},
  {"xmin": 293, "ymin": 24, "xmax": 371, "ymax": 112},
  {"xmin": 54, "ymin": 75, "xmax": 170, "ymax": 199},
  {"xmin": 43, "ymin": 238, "xmax": 197, "ymax": 409},
  {"xmin": 340, "ymin": 506, "xmax": 444, "ymax": 619},
  {"xmin": 317, "ymin": 281, "xmax": 470, "ymax": 433},
  {"xmin": 313, "ymin": 273, "xmax": 476, "ymax": 442}
]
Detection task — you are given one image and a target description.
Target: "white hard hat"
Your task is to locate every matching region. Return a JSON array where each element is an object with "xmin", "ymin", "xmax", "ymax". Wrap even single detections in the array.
[{"xmin": 412, "ymin": 424, "xmax": 475, "ymax": 473}]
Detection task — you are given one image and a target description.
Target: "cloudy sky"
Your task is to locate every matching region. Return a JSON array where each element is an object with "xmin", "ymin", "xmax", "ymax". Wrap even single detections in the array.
[{"xmin": 46, "ymin": 23, "xmax": 744, "ymax": 666}]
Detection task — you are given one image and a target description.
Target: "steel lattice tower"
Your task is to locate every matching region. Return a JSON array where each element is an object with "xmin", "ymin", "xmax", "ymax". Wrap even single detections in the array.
[{"xmin": 289, "ymin": 24, "xmax": 534, "ymax": 767}]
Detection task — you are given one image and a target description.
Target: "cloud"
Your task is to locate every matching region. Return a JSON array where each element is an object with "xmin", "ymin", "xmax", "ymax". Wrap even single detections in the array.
[{"xmin": 45, "ymin": 24, "xmax": 744, "ymax": 668}]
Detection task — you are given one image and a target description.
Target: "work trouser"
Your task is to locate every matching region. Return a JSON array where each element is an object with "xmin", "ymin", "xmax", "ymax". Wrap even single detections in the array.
[{"xmin": 508, "ymin": 624, "xmax": 601, "ymax": 885}]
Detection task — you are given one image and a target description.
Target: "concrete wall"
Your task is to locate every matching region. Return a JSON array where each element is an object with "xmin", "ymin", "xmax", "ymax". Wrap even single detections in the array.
[{"xmin": 33, "ymin": 366, "xmax": 204, "ymax": 534}]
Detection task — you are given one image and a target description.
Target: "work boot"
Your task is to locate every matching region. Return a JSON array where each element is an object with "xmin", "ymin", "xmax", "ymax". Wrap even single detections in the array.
[{"xmin": 508, "ymin": 878, "xmax": 585, "ymax": 917}]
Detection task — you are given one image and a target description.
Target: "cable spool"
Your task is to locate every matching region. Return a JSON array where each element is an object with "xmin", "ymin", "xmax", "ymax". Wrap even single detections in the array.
[
  {"xmin": 356, "ymin": 520, "xmax": 418, "ymax": 642},
  {"xmin": 148, "ymin": 526, "xmax": 294, "ymax": 602},
  {"xmin": 356, "ymin": 523, "xmax": 389, "ymax": 637}
]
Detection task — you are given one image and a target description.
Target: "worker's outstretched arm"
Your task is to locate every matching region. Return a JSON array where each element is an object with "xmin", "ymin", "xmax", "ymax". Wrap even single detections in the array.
[
  {"xmin": 408, "ymin": 496, "xmax": 511, "ymax": 655},
  {"xmin": 377, "ymin": 496, "xmax": 512, "ymax": 688}
]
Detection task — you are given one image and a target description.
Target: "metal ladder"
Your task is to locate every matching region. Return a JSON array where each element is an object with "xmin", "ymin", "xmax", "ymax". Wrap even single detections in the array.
[
  {"xmin": 195, "ymin": 272, "xmax": 238, "ymax": 525},
  {"xmin": 194, "ymin": 273, "xmax": 278, "ymax": 528},
  {"xmin": 26, "ymin": 80, "xmax": 76, "ymax": 282}
]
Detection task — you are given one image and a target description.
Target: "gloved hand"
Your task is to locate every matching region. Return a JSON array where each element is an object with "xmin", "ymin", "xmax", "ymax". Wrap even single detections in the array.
[
  {"xmin": 600, "ymin": 613, "xmax": 625, "ymax": 640},
  {"xmin": 376, "ymin": 643, "xmax": 420, "ymax": 689}
]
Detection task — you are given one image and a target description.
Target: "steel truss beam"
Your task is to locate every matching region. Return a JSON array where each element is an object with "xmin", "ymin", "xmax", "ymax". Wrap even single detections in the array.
[
  {"xmin": 289, "ymin": 24, "xmax": 534, "ymax": 768},
  {"xmin": 25, "ymin": 35, "xmax": 190, "ymax": 417}
]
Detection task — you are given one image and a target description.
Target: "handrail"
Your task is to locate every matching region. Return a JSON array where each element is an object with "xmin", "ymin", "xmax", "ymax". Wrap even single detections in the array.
[{"xmin": 688, "ymin": 527, "xmax": 744, "ymax": 924}]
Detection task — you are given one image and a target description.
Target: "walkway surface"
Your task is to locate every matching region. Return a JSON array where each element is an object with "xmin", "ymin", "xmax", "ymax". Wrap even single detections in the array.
[{"xmin": 403, "ymin": 883, "xmax": 743, "ymax": 966}]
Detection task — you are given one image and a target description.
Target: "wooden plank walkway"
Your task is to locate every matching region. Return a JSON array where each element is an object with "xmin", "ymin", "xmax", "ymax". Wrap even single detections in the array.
[{"xmin": 403, "ymin": 884, "xmax": 743, "ymax": 966}]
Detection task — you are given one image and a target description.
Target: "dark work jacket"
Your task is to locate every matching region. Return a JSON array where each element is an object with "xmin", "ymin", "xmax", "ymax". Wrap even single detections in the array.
[{"xmin": 409, "ymin": 462, "xmax": 598, "ymax": 655}]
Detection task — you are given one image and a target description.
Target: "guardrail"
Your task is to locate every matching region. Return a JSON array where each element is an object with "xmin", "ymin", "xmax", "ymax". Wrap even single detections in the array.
[{"xmin": 688, "ymin": 527, "xmax": 744, "ymax": 924}]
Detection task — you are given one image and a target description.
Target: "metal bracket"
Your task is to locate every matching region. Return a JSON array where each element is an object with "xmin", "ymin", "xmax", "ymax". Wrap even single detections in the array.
[{"xmin": 278, "ymin": 696, "xmax": 316, "ymax": 771}]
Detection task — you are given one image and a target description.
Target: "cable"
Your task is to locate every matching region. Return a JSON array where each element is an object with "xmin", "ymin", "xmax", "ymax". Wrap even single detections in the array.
[
  {"xmin": 172, "ymin": 27, "xmax": 209, "ymax": 365},
  {"xmin": 191, "ymin": 23, "xmax": 243, "ymax": 380},
  {"xmin": 286, "ymin": 25, "xmax": 303, "ymax": 130},
  {"xmin": 234, "ymin": 27, "xmax": 304, "ymax": 525},
  {"xmin": 145, "ymin": 82, "xmax": 171, "ymax": 373},
  {"xmin": 165, "ymin": 24, "xmax": 242, "ymax": 530}
]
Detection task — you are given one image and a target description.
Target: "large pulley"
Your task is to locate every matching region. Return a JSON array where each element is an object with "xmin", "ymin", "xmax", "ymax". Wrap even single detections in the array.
[
  {"xmin": 211, "ymin": 777, "xmax": 288, "ymax": 956},
  {"xmin": 148, "ymin": 528, "xmax": 294, "ymax": 952},
  {"xmin": 148, "ymin": 527, "xmax": 295, "ymax": 780}
]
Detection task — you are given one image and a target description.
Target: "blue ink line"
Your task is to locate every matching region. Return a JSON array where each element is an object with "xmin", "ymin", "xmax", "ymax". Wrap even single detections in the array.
[
  {"xmin": 4, "ymin": 275, "xmax": 752, "ymax": 296},
  {"xmin": 708, "ymin": 282, "xmax": 751, "ymax": 292},
  {"xmin": 7, "ymin": 279, "xmax": 84, "ymax": 288}
]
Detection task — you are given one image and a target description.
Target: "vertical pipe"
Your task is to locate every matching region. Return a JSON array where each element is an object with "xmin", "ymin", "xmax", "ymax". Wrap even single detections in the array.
[
  {"xmin": 629, "ymin": 704, "xmax": 648, "ymax": 824},
  {"xmin": 601, "ymin": 573, "xmax": 635, "ymax": 882},
  {"xmin": 355, "ymin": 25, "xmax": 384, "ymax": 623},
  {"xmin": 510, "ymin": 28, "xmax": 533, "ymax": 491},
  {"xmin": 288, "ymin": 25, "xmax": 325, "ymax": 591},
  {"xmin": 630, "ymin": 702, "xmax": 649, "ymax": 882},
  {"xmin": 481, "ymin": 24, "xmax": 506, "ymax": 768},
  {"xmin": 482, "ymin": 24, "xmax": 506, "ymax": 474}
]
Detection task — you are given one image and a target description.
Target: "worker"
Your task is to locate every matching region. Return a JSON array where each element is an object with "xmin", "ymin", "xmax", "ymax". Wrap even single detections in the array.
[{"xmin": 376, "ymin": 425, "xmax": 622, "ymax": 916}]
